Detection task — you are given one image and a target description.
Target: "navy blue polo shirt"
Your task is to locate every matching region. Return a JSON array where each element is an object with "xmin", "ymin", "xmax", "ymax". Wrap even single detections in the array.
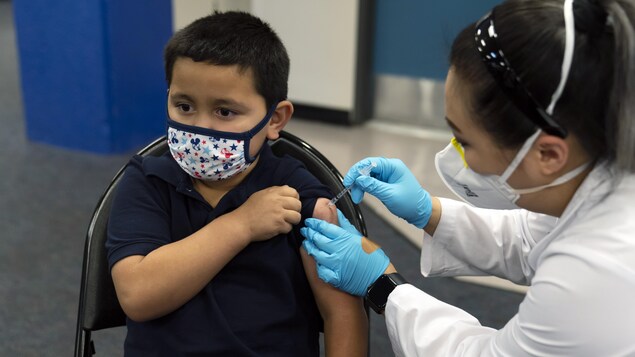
[{"xmin": 106, "ymin": 144, "xmax": 332, "ymax": 356}]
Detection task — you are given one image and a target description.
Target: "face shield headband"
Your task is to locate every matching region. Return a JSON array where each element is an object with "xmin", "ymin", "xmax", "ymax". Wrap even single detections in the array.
[{"xmin": 474, "ymin": 0, "xmax": 576, "ymax": 138}]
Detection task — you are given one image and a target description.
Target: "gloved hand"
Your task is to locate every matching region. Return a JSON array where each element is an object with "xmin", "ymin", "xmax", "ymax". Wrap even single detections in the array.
[
  {"xmin": 301, "ymin": 210, "xmax": 389, "ymax": 296},
  {"xmin": 344, "ymin": 157, "xmax": 432, "ymax": 229}
]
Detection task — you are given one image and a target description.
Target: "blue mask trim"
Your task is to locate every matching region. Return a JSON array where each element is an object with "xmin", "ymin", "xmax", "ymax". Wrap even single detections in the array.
[
  {"xmin": 166, "ymin": 103, "xmax": 278, "ymax": 163},
  {"xmin": 166, "ymin": 103, "xmax": 277, "ymax": 140}
]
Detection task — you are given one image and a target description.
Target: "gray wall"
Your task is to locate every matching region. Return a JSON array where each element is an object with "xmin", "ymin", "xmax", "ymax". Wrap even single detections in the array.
[{"xmin": 372, "ymin": 1, "xmax": 502, "ymax": 128}]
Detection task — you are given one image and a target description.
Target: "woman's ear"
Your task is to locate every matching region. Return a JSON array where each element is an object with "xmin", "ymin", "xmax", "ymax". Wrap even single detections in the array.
[
  {"xmin": 534, "ymin": 134, "xmax": 569, "ymax": 176},
  {"xmin": 266, "ymin": 100, "xmax": 294, "ymax": 140}
]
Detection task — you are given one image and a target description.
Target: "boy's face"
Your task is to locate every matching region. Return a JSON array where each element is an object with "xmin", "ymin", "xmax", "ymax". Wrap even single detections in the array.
[{"xmin": 167, "ymin": 57, "xmax": 270, "ymax": 159}]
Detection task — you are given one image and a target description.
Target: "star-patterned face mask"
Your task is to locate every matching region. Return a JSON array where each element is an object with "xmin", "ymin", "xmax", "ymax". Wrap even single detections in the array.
[{"xmin": 167, "ymin": 104, "xmax": 276, "ymax": 181}]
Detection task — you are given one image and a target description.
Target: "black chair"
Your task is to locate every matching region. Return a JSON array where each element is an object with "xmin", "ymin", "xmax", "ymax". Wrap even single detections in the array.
[{"xmin": 74, "ymin": 131, "xmax": 368, "ymax": 356}]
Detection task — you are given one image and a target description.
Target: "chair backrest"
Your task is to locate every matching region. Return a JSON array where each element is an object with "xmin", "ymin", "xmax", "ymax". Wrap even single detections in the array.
[
  {"xmin": 269, "ymin": 131, "xmax": 367, "ymax": 236},
  {"xmin": 74, "ymin": 132, "xmax": 367, "ymax": 356},
  {"xmin": 74, "ymin": 137, "xmax": 167, "ymax": 356}
]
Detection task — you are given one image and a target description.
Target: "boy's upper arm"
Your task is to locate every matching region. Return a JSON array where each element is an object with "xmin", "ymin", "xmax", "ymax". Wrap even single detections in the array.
[
  {"xmin": 279, "ymin": 161, "xmax": 365, "ymax": 321},
  {"xmin": 106, "ymin": 158, "xmax": 171, "ymax": 270},
  {"xmin": 300, "ymin": 198, "xmax": 365, "ymax": 321},
  {"xmin": 278, "ymin": 159, "xmax": 333, "ymax": 225}
]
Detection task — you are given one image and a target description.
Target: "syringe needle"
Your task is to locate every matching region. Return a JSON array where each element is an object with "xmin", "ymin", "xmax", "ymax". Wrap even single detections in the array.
[
  {"xmin": 328, "ymin": 186, "xmax": 352, "ymax": 206},
  {"xmin": 328, "ymin": 161, "xmax": 376, "ymax": 207}
]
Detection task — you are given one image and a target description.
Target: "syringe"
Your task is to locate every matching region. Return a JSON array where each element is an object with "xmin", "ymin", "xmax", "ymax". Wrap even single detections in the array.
[{"xmin": 328, "ymin": 161, "xmax": 377, "ymax": 206}]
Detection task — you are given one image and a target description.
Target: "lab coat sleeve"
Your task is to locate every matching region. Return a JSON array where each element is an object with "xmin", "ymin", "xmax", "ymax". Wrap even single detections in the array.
[
  {"xmin": 421, "ymin": 198, "xmax": 557, "ymax": 284},
  {"xmin": 385, "ymin": 284, "xmax": 497, "ymax": 357},
  {"xmin": 385, "ymin": 242, "xmax": 635, "ymax": 356}
]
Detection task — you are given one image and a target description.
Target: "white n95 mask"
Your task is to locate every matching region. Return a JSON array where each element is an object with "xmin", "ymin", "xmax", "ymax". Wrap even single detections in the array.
[
  {"xmin": 167, "ymin": 105, "xmax": 275, "ymax": 181},
  {"xmin": 434, "ymin": 130, "xmax": 589, "ymax": 210}
]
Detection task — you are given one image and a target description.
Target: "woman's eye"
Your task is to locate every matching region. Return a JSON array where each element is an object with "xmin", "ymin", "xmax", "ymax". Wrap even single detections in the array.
[{"xmin": 455, "ymin": 138, "xmax": 469, "ymax": 148}]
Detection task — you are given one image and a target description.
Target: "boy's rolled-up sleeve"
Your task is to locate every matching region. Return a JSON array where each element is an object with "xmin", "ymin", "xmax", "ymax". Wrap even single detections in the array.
[{"xmin": 106, "ymin": 157, "xmax": 172, "ymax": 271}]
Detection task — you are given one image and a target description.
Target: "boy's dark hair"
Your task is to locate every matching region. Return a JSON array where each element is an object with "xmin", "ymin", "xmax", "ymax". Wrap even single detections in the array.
[{"xmin": 164, "ymin": 11, "xmax": 290, "ymax": 109}]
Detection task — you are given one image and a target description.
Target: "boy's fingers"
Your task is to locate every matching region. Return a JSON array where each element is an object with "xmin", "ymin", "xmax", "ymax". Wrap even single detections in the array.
[
  {"xmin": 284, "ymin": 210, "xmax": 301, "ymax": 225},
  {"xmin": 278, "ymin": 185, "xmax": 300, "ymax": 199},
  {"xmin": 281, "ymin": 196, "xmax": 301, "ymax": 213}
]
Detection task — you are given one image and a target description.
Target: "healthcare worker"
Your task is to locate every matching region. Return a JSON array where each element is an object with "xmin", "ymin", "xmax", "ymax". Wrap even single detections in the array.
[{"xmin": 301, "ymin": 0, "xmax": 635, "ymax": 355}]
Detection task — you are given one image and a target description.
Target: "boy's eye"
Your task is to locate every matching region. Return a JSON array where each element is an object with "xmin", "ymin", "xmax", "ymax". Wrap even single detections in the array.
[
  {"xmin": 217, "ymin": 108, "xmax": 235, "ymax": 117},
  {"xmin": 177, "ymin": 103, "xmax": 193, "ymax": 113}
]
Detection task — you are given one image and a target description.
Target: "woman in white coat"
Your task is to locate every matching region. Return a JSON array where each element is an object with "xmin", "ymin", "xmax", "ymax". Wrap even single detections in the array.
[{"xmin": 301, "ymin": 0, "xmax": 635, "ymax": 355}]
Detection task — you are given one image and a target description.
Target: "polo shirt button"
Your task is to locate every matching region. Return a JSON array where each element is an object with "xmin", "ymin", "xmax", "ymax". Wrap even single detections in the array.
[{"xmin": 186, "ymin": 187, "xmax": 192, "ymax": 192}]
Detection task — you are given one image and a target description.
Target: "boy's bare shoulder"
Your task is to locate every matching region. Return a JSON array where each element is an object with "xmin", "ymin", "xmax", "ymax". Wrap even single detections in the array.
[{"xmin": 312, "ymin": 198, "xmax": 338, "ymax": 224}]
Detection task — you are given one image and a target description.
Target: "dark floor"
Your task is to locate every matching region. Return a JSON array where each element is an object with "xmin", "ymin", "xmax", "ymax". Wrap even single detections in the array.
[{"xmin": 0, "ymin": 1, "xmax": 524, "ymax": 356}]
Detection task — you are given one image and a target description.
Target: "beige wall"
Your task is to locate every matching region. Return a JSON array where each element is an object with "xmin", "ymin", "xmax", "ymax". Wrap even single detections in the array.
[{"xmin": 170, "ymin": 0, "xmax": 359, "ymax": 111}]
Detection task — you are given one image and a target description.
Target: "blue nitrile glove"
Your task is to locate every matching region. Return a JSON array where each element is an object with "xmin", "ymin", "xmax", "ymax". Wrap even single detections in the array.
[
  {"xmin": 344, "ymin": 157, "xmax": 432, "ymax": 229},
  {"xmin": 301, "ymin": 210, "xmax": 389, "ymax": 296}
]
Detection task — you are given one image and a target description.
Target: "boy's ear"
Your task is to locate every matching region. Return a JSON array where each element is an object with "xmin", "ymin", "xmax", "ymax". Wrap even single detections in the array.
[{"xmin": 266, "ymin": 100, "xmax": 294, "ymax": 140}]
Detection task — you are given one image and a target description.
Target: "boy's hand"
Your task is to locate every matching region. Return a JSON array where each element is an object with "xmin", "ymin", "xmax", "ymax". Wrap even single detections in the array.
[{"xmin": 236, "ymin": 185, "xmax": 302, "ymax": 242}]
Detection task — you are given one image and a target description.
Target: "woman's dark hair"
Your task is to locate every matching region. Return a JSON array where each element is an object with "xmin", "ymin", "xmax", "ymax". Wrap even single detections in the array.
[
  {"xmin": 164, "ymin": 11, "xmax": 290, "ymax": 109},
  {"xmin": 450, "ymin": 0, "xmax": 635, "ymax": 173}
]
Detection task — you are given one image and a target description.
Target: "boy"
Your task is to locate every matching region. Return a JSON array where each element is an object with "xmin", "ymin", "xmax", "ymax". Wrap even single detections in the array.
[{"xmin": 105, "ymin": 11, "xmax": 368, "ymax": 356}]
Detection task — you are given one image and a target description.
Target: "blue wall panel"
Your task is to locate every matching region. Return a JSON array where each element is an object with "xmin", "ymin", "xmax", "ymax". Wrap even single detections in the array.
[
  {"xmin": 13, "ymin": 0, "xmax": 172, "ymax": 153},
  {"xmin": 105, "ymin": 0, "xmax": 172, "ymax": 152},
  {"xmin": 374, "ymin": 0, "xmax": 501, "ymax": 80}
]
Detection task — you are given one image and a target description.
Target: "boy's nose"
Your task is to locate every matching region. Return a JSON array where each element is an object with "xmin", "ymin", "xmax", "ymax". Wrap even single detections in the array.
[{"xmin": 191, "ymin": 114, "xmax": 217, "ymax": 130}]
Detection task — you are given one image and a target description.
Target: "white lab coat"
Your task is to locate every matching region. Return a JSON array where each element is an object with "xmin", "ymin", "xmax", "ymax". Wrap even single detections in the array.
[{"xmin": 385, "ymin": 163, "xmax": 635, "ymax": 356}]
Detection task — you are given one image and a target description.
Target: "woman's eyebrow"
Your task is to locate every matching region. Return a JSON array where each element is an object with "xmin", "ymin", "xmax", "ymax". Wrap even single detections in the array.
[{"xmin": 445, "ymin": 116, "xmax": 462, "ymax": 133}]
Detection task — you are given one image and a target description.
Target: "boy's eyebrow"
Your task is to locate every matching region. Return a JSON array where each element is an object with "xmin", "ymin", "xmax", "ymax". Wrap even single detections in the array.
[
  {"xmin": 169, "ymin": 92, "xmax": 250, "ymax": 111},
  {"xmin": 212, "ymin": 98, "xmax": 250, "ymax": 111},
  {"xmin": 169, "ymin": 92, "xmax": 195, "ymax": 102}
]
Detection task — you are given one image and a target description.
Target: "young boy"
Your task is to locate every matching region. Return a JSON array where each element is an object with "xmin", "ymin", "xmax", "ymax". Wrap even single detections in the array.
[{"xmin": 105, "ymin": 11, "xmax": 368, "ymax": 356}]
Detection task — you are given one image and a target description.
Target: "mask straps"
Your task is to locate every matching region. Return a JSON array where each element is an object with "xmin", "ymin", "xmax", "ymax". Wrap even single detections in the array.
[
  {"xmin": 511, "ymin": 162, "xmax": 590, "ymax": 194},
  {"xmin": 244, "ymin": 102, "xmax": 279, "ymax": 163},
  {"xmin": 246, "ymin": 103, "xmax": 279, "ymax": 138},
  {"xmin": 499, "ymin": 128, "xmax": 590, "ymax": 194},
  {"xmin": 500, "ymin": 129, "xmax": 542, "ymax": 182},
  {"xmin": 500, "ymin": 0, "xmax": 577, "ymax": 182},
  {"xmin": 546, "ymin": 0, "xmax": 576, "ymax": 115}
]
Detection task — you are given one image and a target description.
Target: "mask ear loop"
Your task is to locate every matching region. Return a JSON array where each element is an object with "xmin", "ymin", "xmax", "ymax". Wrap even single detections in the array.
[
  {"xmin": 510, "ymin": 161, "xmax": 590, "ymax": 194},
  {"xmin": 500, "ymin": 129, "xmax": 542, "ymax": 182},
  {"xmin": 244, "ymin": 103, "xmax": 279, "ymax": 163}
]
